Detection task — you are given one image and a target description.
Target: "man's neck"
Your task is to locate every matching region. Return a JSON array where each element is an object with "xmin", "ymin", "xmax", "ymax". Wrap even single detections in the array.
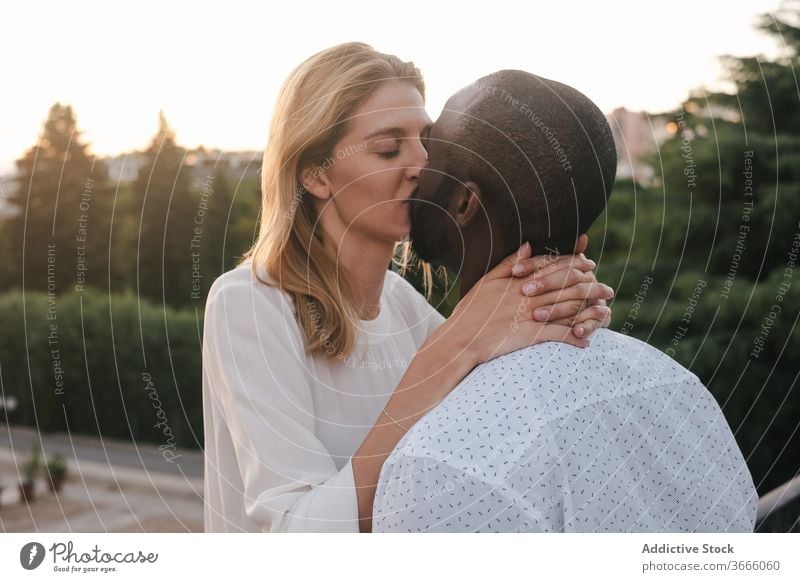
[
  {"xmin": 457, "ymin": 261, "xmax": 489, "ymax": 300},
  {"xmin": 455, "ymin": 241, "xmax": 506, "ymax": 300}
]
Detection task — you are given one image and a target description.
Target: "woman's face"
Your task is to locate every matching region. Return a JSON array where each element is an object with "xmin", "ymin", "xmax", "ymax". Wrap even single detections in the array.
[{"xmin": 310, "ymin": 81, "xmax": 431, "ymax": 246}]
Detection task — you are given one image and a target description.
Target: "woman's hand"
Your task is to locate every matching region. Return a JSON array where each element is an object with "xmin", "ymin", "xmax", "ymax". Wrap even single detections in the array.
[
  {"xmin": 509, "ymin": 236, "xmax": 613, "ymax": 339},
  {"xmin": 433, "ymin": 241, "xmax": 614, "ymax": 367}
]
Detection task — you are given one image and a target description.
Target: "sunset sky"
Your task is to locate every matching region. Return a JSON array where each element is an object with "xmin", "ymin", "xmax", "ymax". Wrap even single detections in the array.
[{"xmin": 0, "ymin": 0, "xmax": 785, "ymax": 175}]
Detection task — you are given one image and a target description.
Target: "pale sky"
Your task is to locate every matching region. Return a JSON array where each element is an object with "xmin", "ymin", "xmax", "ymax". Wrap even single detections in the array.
[{"xmin": 0, "ymin": 0, "xmax": 786, "ymax": 175}]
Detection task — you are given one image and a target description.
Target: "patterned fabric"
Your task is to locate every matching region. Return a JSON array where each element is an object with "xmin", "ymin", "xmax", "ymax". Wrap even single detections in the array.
[{"xmin": 374, "ymin": 329, "xmax": 757, "ymax": 532}]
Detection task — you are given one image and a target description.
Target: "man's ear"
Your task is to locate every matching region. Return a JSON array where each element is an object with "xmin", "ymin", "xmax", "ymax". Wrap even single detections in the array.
[
  {"xmin": 299, "ymin": 164, "xmax": 331, "ymax": 201},
  {"xmin": 450, "ymin": 180, "xmax": 483, "ymax": 228}
]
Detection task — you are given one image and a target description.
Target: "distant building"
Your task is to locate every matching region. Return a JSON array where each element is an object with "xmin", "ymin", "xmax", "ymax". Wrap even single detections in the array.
[
  {"xmin": 104, "ymin": 153, "xmax": 149, "ymax": 184},
  {"xmin": 0, "ymin": 174, "xmax": 20, "ymax": 219},
  {"xmin": 102, "ymin": 149, "xmax": 262, "ymax": 188},
  {"xmin": 607, "ymin": 105, "xmax": 731, "ymax": 185},
  {"xmin": 607, "ymin": 107, "xmax": 666, "ymax": 184},
  {"xmin": 183, "ymin": 149, "xmax": 262, "ymax": 188}
]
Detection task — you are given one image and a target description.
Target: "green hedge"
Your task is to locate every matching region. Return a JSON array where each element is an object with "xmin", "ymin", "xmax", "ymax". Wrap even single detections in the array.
[{"xmin": 0, "ymin": 289, "xmax": 202, "ymax": 450}]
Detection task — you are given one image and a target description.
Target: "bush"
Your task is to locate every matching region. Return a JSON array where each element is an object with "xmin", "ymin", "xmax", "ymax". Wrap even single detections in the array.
[{"xmin": 0, "ymin": 289, "xmax": 202, "ymax": 449}]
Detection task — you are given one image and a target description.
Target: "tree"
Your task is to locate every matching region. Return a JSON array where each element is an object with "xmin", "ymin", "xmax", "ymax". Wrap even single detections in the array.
[
  {"xmin": 590, "ymin": 2, "xmax": 800, "ymax": 513},
  {"xmin": 190, "ymin": 165, "xmax": 235, "ymax": 304},
  {"xmin": 2, "ymin": 103, "xmax": 109, "ymax": 295},
  {"xmin": 132, "ymin": 111, "xmax": 197, "ymax": 306}
]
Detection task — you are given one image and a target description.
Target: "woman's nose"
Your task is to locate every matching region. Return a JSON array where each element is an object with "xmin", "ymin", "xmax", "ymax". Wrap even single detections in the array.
[{"xmin": 406, "ymin": 140, "xmax": 429, "ymax": 179}]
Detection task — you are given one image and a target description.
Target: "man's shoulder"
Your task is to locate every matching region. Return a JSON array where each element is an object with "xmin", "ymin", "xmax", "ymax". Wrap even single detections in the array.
[
  {"xmin": 516, "ymin": 327, "xmax": 663, "ymax": 358},
  {"xmin": 388, "ymin": 329, "xmax": 702, "ymax": 462},
  {"xmin": 501, "ymin": 328, "xmax": 695, "ymax": 386}
]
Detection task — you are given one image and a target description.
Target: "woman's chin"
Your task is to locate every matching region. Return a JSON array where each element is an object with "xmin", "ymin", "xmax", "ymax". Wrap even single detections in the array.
[
  {"xmin": 387, "ymin": 230, "xmax": 410, "ymax": 245},
  {"xmin": 396, "ymin": 224, "xmax": 411, "ymax": 242},
  {"xmin": 388, "ymin": 218, "xmax": 411, "ymax": 242}
]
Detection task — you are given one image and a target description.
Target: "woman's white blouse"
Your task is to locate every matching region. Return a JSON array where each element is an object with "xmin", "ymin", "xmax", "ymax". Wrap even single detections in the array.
[{"xmin": 202, "ymin": 260, "xmax": 445, "ymax": 532}]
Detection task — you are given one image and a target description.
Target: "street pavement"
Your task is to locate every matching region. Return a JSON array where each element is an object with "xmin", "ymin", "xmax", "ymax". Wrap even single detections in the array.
[{"xmin": 0, "ymin": 424, "xmax": 204, "ymax": 532}]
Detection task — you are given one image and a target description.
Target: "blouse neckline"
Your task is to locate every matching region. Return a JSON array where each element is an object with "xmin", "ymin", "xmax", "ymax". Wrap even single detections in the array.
[
  {"xmin": 355, "ymin": 284, "xmax": 391, "ymax": 345},
  {"xmin": 242, "ymin": 258, "xmax": 395, "ymax": 347}
]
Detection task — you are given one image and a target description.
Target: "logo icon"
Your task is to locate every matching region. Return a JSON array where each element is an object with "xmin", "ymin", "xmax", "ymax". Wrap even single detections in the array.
[{"xmin": 20, "ymin": 542, "xmax": 46, "ymax": 570}]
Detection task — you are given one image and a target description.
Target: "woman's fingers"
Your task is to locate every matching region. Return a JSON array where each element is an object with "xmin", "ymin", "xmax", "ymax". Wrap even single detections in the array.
[
  {"xmin": 573, "ymin": 234, "xmax": 589, "ymax": 255},
  {"xmin": 511, "ymin": 252, "xmax": 561, "ymax": 277},
  {"xmin": 534, "ymin": 302, "xmax": 612, "ymax": 337},
  {"xmin": 521, "ymin": 267, "xmax": 596, "ymax": 296},
  {"xmin": 532, "ymin": 299, "xmax": 586, "ymax": 322},
  {"xmin": 529, "ymin": 281, "xmax": 615, "ymax": 307},
  {"xmin": 588, "ymin": 298, "xmax": 612, "ymax": 328},
  {"xmin": 484, "ymin": 242, "xmax": 533, "ymax": 281},
  {"xmin": 521, "ymin": 322, "xmax": 591, "ymax": 349},
  {"xmin": 571, "ymin": 305, "xmax": 613, "ymax": 338},
  {"xmin": 508, "ymin": 234, "xmax": 592, "ymax": 279},
  {"xmin": 512, "ymin": 252, "xmax": 593, "ymax": 278}
]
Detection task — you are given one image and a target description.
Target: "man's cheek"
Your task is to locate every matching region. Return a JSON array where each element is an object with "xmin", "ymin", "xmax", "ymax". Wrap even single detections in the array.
[{"xmin": 410, "ymin": 203, "xmax": 450, "ymax": 262}]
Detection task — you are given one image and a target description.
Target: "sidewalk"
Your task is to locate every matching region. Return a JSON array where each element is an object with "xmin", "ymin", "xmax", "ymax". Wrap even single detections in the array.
[{"xmin": 0, "ymin": 424, "xmax": 204, "ymax": 532}]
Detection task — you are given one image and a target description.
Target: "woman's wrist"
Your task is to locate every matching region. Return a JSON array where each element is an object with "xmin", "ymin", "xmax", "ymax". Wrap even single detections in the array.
[
  {"xmin": 382, "ymin": 328, "xmax": 477, "ymax": 432},
  {"xmin": 420, "ymin": 314, "xmax": 483, "ymax": 371}
]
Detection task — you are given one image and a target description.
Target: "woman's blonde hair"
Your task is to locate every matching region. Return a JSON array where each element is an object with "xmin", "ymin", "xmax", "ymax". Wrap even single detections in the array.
[{"xmin": 240, "ymin": 42, "xmax": 430, "ymax": 360}]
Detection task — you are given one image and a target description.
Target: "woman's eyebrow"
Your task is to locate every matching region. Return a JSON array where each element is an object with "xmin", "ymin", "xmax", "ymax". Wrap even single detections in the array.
[{"xmin": 362, "ymin": 127, "xmax": 405, "ymax": 141}]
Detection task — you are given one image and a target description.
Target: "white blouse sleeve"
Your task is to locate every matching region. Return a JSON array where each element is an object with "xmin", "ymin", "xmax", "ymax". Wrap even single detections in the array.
[{"xmin": 203, "ymin": 279, "xmax": 360, "ymax": 532}]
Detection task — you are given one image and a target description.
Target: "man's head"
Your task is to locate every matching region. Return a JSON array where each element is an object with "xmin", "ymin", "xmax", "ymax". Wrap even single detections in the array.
[{"xmin": 409, "ymin": 70, "xmax": 616, "ymax": 286}]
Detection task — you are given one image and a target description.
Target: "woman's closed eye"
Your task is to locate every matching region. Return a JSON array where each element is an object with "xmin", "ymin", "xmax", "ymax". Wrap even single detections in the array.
[
  {"xmin": 378, "ymin": 148, "xmax": 401, "ymax": 159},
  {"xmin": 375, "ymin": 138, "xmax": 401, "ymax": 159}
]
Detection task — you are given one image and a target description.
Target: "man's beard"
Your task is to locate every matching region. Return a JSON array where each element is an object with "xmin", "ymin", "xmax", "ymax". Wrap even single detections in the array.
[{"xmin": 408, "ymin": 182, "xmax": 454, "ymax": 265}]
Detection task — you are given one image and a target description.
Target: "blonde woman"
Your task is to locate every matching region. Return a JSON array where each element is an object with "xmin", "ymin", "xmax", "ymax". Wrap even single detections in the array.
[{"xmin": 202, "ymin": 42, "xmax": 614, "ymax": 533}]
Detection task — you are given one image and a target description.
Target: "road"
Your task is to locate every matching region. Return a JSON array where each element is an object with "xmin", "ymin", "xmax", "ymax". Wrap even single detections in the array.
[{"xmin": 0, "ymin": 423, "xmax": 202, "ymax": 479}]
